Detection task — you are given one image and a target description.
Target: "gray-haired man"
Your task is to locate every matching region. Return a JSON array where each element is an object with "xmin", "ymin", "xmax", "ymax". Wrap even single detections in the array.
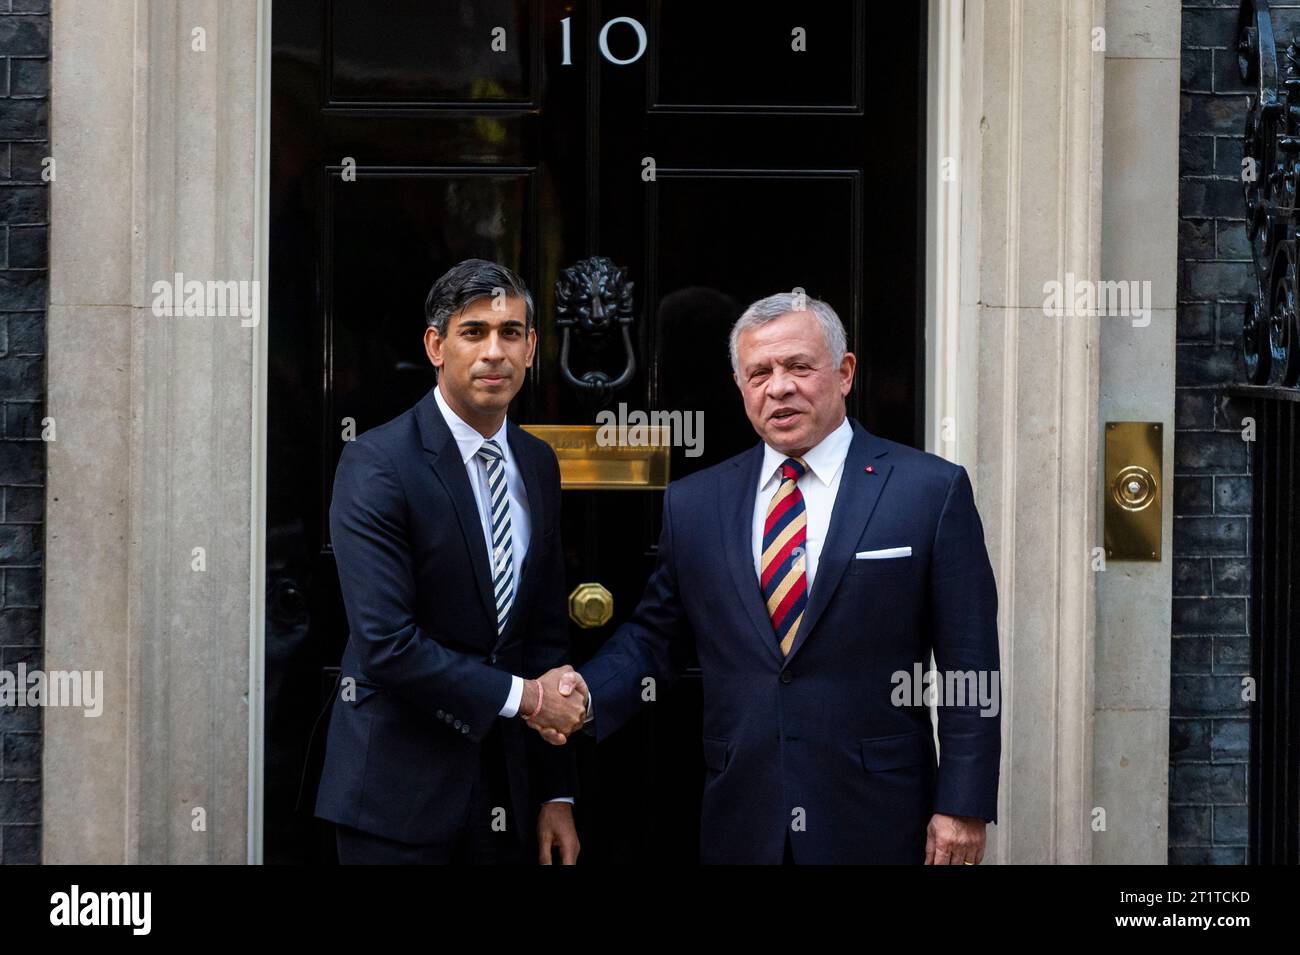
[{"xmin": 546, "ymin": 291, "xmax": 1002, "ymax": 864}]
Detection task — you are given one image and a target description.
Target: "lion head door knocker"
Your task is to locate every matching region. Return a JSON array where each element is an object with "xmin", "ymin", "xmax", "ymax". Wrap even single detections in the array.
[{"xmin": 555, "ymin": 256, "xmax": 636, "ymax": 408}]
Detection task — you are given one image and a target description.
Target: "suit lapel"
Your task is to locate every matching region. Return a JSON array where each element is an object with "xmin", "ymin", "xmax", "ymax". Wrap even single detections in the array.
[
  {"xmin": 414, "ymin": 387, "xmax": 498, "ymax": 631},
  {"xmin": 723, "ymin": 444, "xmax": 786, "ymax": 665},
  {"xmin": 783, "ymin": 421, "xmax": 893, "ymax": 666}
]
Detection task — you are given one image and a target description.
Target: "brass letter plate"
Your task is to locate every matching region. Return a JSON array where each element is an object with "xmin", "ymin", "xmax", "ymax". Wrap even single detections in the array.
[
  {"xmin": 521, "ymin": 425, "xmax": 670, "ymax": 490},
  {"xmin": 1104, "ymin": 421, "xmax": 1162, "ymax": 561}
]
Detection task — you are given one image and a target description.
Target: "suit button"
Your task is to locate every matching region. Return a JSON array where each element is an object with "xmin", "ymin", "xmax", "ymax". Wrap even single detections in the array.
[
  {"xmin": 454, "ymin": 719, "xmax": 462, "ymax": 729},
  {"xmin": 436, "ymin": 709, "xmax": 445, "ymax": 719},
  {"xmin": 445, "ymin": 713, "xmax": 454, "ymax": 724},
  {"xmin": 780, "ymin": 672, "xmax": 793, "ymax": 684},
  {"xmin": 461, "ymin": 724, "xmax": 470, "ymax": 735},
  {"xmin": 489, "ymin": 654, "xmax": 498, "ymax": 664}
]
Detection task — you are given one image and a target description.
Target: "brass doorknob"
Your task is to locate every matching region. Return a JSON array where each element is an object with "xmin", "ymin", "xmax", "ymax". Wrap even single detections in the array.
[{"xmin": 568, "ymin": 582, "xmax": 613, "ymax": 629}]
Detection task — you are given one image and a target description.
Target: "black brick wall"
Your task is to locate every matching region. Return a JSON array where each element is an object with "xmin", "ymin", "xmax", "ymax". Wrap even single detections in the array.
[
  {"xmin": 0, "ymin": 0, "xmax": 47, "ymax": 866},
  {"xmin": 1170, "ymin": 0, "xmax": 1294, "ymax": 864}
]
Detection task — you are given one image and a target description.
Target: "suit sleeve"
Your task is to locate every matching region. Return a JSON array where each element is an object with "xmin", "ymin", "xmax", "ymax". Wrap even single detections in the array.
[
  {"xmin": 581, "ymin": 482, "xmax": 694, "ymax": 742},
  {"xmin": 524, "ymin": 448, "xmax": 579, "ymax": 803},
  {"xmin": 329, "ymin": 437, "xmax": 512, "ymax": 743},
  {"xmin": 927, "ymin": 464, "xmax": 1002, "ymax": 824}
]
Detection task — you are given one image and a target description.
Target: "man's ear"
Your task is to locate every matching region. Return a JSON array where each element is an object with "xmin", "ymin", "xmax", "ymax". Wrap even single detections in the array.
[
  {"xmin": 525, "ymin": 325, "xmax": 537, "ymax": 368},
  {"xmin": 424, "ymin": 325, "xmax": 444, "ymax": 370},
  {"xmin": 839, "ymin": 351, "xmax": 857, "ymax": 396}
]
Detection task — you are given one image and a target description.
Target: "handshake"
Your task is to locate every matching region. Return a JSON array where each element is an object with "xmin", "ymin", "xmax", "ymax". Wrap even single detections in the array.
[{"xmin": 518, "ymin": 666, "xmax": 589, "ymax": 745}]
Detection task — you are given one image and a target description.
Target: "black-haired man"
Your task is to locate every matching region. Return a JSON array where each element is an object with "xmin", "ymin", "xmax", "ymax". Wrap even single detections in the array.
[{"xmin": 315, "ymin": 259, "xmax": 585, "ymax": 864}]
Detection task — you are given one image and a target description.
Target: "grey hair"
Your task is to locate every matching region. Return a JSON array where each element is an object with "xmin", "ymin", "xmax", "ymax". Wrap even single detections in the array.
[
  {"xmin": 424, "ymin": 258, "xmax": 535, "ymax": 335},
  {"xmin": 728, "ymin": 291, "xmax": 847, "ymax": 376}
]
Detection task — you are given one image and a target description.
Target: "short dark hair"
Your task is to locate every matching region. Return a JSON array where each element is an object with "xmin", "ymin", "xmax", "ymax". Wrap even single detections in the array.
[{"xmin": 424, "ymin": 259, "xmax": 535, "ymax": 335}]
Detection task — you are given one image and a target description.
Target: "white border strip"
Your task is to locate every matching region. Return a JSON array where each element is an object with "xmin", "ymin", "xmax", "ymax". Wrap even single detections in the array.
[
  {"xmin": 247, "ymin": 0, "xmax": 272, "ymax": 865},
  {"xmin": 926, "ymin": 0, "xmax": 963, "ymax": 463}
]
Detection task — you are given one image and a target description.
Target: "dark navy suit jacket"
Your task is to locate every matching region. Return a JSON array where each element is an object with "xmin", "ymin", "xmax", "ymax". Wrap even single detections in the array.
[
  {"xmin": 581, "ymin": 418, "xmax": 1001, "ymax": 863},
  {"xmin": 313, "ymin": 385, "xmax": 576, "ymax": 846}
]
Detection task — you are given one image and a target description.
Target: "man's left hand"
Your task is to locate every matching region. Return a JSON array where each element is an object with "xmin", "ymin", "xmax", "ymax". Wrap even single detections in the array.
[
  {"xmin": 537, "ymin": 802, "xmax": 580, "ymax": 865},
  {"xmin": 924, "ymin": 812, "xmax": 986, "ymax": 865}
]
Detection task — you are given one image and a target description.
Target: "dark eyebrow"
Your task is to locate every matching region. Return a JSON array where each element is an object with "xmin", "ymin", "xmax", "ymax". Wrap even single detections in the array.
[{"xmin": 456, "ymin": 318, "xmax": 525, "ymax": 330}]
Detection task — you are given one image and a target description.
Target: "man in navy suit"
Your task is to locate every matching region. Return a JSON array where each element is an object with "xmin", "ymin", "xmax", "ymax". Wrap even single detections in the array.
[
  {"xmin": 547, "ymin": 291, "xmax": 1002, "ymax": 864},
  {"xmin": 314, "ymin": 259, "xmax": 588, "ymax": 864}
]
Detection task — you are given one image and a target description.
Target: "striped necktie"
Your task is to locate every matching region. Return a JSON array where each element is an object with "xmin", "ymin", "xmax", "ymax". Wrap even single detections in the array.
[
  {"xmin": 477, "ymin": 439, "xmax": 514, "ymax": 635},
  {"xmin": 761, "ymin": 457, "xmax": 809, "ymax": 656}
]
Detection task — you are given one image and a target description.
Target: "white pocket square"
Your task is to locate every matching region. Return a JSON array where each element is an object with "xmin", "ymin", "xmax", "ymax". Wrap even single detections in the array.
[{"xmin": 854, "ymin": 546, "xmax": 912, "ymax": 559}]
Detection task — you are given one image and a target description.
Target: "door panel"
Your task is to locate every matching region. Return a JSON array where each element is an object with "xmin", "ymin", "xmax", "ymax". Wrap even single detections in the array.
[
  {"xmin": 650, "ymin": 3, "xmax": 861, "ymax": 110},
  {"xmin": 327, "ymin": 0, "xmax": 538, "ymax": 106}
]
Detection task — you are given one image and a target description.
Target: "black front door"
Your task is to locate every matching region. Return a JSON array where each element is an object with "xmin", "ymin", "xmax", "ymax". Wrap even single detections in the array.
[{"xmin": 267, "ymin": 0, "xmax": 927, "ymax": 863}]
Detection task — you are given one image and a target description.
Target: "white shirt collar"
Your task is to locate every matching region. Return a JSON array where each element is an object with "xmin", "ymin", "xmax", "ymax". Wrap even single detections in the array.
[
  {"xmin": 434, "ymin": 382, "xmax": 510, "ymax": 465},
  {"xmin": 759, "ymin": 415, "xmax": 853, "ymax": 491}
]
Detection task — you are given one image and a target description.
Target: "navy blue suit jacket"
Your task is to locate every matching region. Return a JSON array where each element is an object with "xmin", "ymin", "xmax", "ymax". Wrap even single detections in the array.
[
  {"xmin": 313, "ymin": 385, "xmax": 576, "ymax": 845},
  {"xmin": 581, "ymin": 418, "xmax": 1001, "ymax": 863}
]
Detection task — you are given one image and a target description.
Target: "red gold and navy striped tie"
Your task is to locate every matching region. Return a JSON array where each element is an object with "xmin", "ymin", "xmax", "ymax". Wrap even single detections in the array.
[{"xmin": 762, "ymin": 457, "xmax": 809, "ymax": 656}]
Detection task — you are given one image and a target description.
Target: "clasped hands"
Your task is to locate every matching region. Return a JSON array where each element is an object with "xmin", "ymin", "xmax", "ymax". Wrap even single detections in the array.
[{"xmin": 520, "ymin": 665, "xmax": 588, "ymax": 745}]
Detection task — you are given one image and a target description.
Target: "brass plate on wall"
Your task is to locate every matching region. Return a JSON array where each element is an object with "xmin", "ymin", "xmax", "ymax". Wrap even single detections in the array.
[
  {"xmin": 521, "ymin": 425, "xmax": 670, "ymax": 490},
  {"xmin": 1104, "ymin": 421, "xmax": 1162, "ymax": 561}
]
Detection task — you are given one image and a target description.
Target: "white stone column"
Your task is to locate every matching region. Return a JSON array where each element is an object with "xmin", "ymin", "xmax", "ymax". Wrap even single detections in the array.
[
  {"xmin": 44, "ymin": 0, "xmax": 266, "ymax": 863},
  {"xmin": 955, "ymin": 0, "xmax": 1107, "ymax": 863}
]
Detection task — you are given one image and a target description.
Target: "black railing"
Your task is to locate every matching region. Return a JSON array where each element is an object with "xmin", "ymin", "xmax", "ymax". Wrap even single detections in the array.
[
  {"xmin": 1237, "ymin": 0, "xmax": 1300, "ymax": 385},
  {"xmin": 1227, "ymin": 384, "xmax": 1300, "ymax": 863}
]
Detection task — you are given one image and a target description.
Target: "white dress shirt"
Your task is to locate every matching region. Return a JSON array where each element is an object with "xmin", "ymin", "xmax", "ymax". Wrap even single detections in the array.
[
  {"xmin": 433, "ymin": 384, "xmax": 532, "ymax": 717},
  {"xmin": 751, "ymin": 416, "xmax": 853, "ymax": 592},
  {"xmin": 434, "ymin": 385, "xmax": 573, "ymax": 805}
]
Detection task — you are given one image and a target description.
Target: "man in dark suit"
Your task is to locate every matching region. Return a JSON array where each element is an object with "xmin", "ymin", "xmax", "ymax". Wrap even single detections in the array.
[
  {"xmin": 315, "ymin": 259, "xmax": 587, "ymax": 864},
  {"xmin": 546, "ymin": 291, "xmax": 1002, "ymax": 864}
]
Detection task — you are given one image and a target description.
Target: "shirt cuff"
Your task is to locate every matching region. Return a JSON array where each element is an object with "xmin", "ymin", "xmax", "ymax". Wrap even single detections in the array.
[
  {"xmin": 545, "ymin": 797, "xmax": 575, "ymax": 804},
  {"xmin": 498, "ymin": 675, "xmax": 524, "ymax": 718},
  {"xmin": 583, "ymin": 688, "xmax": 594, "ymax": 725}
]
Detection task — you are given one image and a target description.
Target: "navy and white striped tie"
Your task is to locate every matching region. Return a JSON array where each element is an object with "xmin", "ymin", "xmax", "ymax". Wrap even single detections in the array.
[{"xmin": 478, "ymin": 439, "xmax": 514, "ymax": 634}]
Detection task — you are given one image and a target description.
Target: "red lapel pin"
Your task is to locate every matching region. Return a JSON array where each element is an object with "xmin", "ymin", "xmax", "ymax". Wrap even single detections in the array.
[{"xmin": 864, "ymin": 465, "xmax": 875, "ymax": 474}]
